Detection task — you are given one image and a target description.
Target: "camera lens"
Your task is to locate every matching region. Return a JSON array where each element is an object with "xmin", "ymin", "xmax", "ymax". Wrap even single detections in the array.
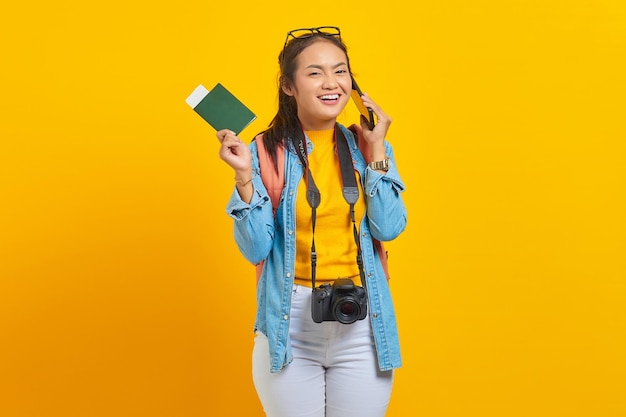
[
  {"xmin": 340, "ymin": 303, "xmax": 355, "ymax": 316},
  {"xmin": 333, "ymin": 298, "xmax": 361, "ymax": 324}
]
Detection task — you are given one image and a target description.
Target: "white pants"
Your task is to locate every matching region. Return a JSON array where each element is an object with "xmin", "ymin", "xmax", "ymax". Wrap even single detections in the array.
[{"xmin": 252, "ymin": 284, "xmax": 393, "ymax": 417}]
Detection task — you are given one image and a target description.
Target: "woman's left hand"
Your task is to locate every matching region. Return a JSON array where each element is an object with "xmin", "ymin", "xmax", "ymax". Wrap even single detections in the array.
[{"xmin": 353, "ymin": 93, "xmax": 392, "ymax": 161}]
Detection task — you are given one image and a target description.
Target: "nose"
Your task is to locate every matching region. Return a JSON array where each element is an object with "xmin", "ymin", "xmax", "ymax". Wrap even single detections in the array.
[{"xmin": 322, "ymin": 74, "xmax": 338, "ymax": 89}]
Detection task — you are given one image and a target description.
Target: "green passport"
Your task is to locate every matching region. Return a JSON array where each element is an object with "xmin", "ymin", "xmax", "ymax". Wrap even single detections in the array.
[{"xmin": 186, "ymin": 83, "xmax": 256, "ymax": 135}]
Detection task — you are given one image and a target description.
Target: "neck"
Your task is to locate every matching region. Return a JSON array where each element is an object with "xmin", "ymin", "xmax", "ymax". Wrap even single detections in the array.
[{"xmin": 297, "ymin": 115, "xmax": 337, "ymax": 131}]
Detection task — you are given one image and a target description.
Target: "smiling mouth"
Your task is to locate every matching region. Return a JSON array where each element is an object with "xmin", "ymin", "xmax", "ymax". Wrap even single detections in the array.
[{"xmin": 319, "ymin": 94, "xmax": 340, "ymax": 101}]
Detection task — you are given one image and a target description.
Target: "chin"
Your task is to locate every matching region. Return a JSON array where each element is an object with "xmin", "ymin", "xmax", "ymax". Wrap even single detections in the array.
[{"xmin": 325, "ymin": 106, "xmax": 348, "ymax": 121}]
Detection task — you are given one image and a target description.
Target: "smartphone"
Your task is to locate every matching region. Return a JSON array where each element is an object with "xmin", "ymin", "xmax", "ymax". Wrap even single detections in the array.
[{"xmin": 351, "ymin": 77, "xmax": 375, "ymax": 130}]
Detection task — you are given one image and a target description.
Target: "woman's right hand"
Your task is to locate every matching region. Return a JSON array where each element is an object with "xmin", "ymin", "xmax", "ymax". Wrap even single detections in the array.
[{"xmin": 216, "ymin": 129, "xmax": 252, "ymax": 175}]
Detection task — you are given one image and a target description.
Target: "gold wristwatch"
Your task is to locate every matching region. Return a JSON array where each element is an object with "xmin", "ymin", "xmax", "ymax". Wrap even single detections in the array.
[{"xmin": 369, "ymin": 158, "xmax": 390, "ymax": 172}]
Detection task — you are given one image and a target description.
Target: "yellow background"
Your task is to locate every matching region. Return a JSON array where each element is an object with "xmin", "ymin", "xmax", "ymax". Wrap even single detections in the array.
[{"xmin": 1, "ymin": 1, "xmax": 625, "ymax": 416}]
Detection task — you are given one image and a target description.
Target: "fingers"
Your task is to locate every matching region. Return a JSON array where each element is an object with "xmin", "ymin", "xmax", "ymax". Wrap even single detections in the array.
[
  {"xmin": 216, "ymin": 129, "xmax": 252, "ymax": 172},
  {"xmin": 357, "ymin": 93, "xmax": 392, "ymax": 147},
  {"xmin": 216, "ymin": 129, "xmax": 239, "ymax": 143},
  {"xmin": 219, "ymin": 137, "xmax": 243, "ymax": 159},
  {"xmin": 217, "ymin": 129, "xmax": 243, "ymax": 156},
  {"xmin": 360, "ymin": 93, "xmax": 392, "ymax": 127}
]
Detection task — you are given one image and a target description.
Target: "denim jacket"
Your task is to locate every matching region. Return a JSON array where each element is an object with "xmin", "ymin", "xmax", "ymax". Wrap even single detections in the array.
[{"xmin": 226, "ymin": 124, "xmax": 407, "ymax": 373}]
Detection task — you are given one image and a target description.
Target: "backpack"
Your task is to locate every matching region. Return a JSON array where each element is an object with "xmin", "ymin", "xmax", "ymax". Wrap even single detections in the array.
[{"xmin": 254, "ymin": 129, "xmax": 390, "ymax": 283}]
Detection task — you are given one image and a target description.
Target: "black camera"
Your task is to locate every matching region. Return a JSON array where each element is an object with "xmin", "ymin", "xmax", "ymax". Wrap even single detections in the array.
[{"xmin": 311, "ymin": 278, "xmax": 367, "ymax": 324}]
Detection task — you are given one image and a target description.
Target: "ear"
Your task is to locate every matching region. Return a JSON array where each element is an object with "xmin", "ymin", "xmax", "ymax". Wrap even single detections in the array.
[{"xmin": 280, "ymin": 77, "xmax": 294, "ymax": 96}]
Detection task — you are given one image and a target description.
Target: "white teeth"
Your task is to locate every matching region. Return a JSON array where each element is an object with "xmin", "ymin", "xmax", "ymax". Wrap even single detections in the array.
[{"xmin": 320, "ymin": 94, "xmax": 339, "ymax": 100}]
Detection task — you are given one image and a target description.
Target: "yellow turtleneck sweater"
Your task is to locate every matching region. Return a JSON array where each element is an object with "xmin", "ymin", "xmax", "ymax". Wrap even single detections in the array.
[{"xmin": 294, "ymin": 129, "xmax": 366, "ymax": 287}]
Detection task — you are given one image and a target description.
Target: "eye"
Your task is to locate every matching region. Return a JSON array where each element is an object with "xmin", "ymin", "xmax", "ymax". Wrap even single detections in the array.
[{"xmin": 336, "ymin": 69, "xmax": 348, "ymax": 74}]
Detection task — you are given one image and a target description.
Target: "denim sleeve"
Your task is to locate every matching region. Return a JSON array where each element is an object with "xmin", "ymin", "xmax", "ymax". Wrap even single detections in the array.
[
  {"xmin": 224, "ymin": 143, "xmax": 276, "ymax": 265},
  {"xmin": 363, "ymin": 142, "xmax": 407, "ymax": 242}
]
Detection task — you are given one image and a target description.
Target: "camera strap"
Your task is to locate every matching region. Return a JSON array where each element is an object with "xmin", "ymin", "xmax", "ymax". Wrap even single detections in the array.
[{"xmin": 290, "ymin": 124, "xmax": 367, "ymax": 291}]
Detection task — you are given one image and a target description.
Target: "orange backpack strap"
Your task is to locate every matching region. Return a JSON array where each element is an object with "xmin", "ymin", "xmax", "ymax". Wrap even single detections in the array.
[
  {"xmin": 255, "ymin": 134, "xmax": 285, "ymax": 283},
  {"xmin": 255, "ymin": 133, "xmax": 284, "ymax": 215}
]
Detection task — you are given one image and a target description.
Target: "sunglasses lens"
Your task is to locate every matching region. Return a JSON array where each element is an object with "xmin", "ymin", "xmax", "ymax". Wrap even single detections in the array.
[{"xmin": 289, "ymin": 29, "xmax": 316, "ymax": 39}]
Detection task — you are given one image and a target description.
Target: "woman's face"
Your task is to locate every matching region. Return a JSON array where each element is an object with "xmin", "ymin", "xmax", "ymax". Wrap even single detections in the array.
[{"xmin": 283, "ymin": 40, "xmax": 352, "ymax": 131}]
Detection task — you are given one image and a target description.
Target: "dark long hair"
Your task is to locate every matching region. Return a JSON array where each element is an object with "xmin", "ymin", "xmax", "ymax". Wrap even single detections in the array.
[{"xmin": 261, "ymin": 34, "xmax": 352, "ymax": 172}]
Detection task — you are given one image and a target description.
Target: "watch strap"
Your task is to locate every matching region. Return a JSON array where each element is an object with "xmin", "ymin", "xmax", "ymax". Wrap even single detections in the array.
[{"xmin": 369, "ymin": 158, "xmax": 390, "ymax": 172}]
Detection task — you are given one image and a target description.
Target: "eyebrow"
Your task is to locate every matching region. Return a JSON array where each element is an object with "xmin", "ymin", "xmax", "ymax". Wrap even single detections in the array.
[{"xmin": 304, "ymin": 62, "xmax": 348, "ymax": 70}]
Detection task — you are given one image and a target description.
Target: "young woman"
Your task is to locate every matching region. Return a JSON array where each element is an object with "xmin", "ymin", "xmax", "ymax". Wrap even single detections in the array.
[{"xmin": 216, "ymin": 26, "xmax": 407, "ymax": 417}]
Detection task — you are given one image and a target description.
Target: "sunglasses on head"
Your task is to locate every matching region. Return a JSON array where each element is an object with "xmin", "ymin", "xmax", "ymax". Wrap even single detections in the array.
[{"xmin": 282, "ymin": 26, "xmax": 342, "ymax": 54}]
